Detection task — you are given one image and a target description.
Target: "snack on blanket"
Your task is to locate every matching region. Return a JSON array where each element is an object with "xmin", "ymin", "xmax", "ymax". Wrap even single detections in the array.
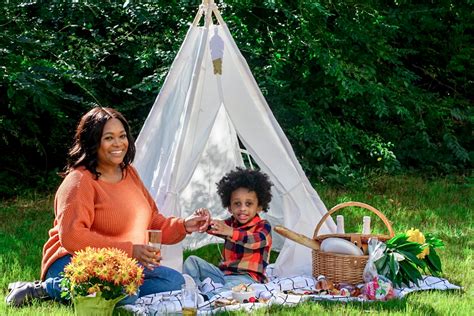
[
  {"xmin": 329, "ymin": 288, "xmax": 340, "ymax": 295},
  {"xmin": 213, "ymin": 297, "xmax": 238, "ymax": 307},
  {"xmin": 333, "ymin": 282, "xmax": 363, "ymax": 297},
  {"xmin": 316, "ymin": 275, "xmax": 334, "ymax": 291},
  {"xmin": 232, "ymin": 284, "xmax": 253, "ymax": 293},
  {"xmin": 232, "ymin": 284, "xmax": 256, "ymax": 303}
]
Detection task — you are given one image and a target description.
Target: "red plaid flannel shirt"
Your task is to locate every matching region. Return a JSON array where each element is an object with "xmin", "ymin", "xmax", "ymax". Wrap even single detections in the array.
[{"xmin": 216, "ymin": 214, "xmax": 272, "ymax": 283}]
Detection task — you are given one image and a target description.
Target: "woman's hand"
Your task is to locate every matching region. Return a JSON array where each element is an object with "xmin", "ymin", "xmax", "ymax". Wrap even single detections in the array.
[
  {"xmin": 132, "ymin": 244, "xmax": 162, "ymax": 270},
  {"xmin": 184, "ymin": 208, "xmax": 211, "ymax": 233},
  {"xmin": 208, "ymin": 219, "xmax": 233, "ymax": 237}
]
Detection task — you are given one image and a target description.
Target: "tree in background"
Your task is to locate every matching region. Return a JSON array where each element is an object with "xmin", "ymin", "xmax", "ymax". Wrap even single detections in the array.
[
  {"xmin": 0, "ymin": 0, "xmax": 472, "ymax": 196},
  {"xmin": 222, "ymin": 0, "xmax": 472, "ymax": 183},
  {"xmin": 0, "ymin": 1, "xmax": 195, "ymax": 195}
]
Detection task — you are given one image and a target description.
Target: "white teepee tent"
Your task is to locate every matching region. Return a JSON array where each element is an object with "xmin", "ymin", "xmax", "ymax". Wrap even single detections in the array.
[{"xmin": 134, "ymin": 0, "xmax": 335, "ymax": 277}]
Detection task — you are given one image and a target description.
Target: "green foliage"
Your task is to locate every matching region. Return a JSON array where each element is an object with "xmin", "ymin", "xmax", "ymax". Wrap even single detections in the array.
[
  {"xmin": 0, "ymin": 1, "xmax": 195, "ymax": 196},
  {"xmin": 222, "ymin": 0, "xmax": 472, "ymax": 184},
  {"xmin": 0, "ymin": 0, "xmax": 472, "ymax": 193}
]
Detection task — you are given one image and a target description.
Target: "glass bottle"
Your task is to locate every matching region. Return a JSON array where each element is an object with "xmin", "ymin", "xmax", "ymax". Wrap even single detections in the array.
[
  {"xmin": 362, "ymin": 216, "xmax": 371, "ymax": 234},
  {"xmin": 336, "ymin": 215, "xmax": 345, "ymax": 234}
]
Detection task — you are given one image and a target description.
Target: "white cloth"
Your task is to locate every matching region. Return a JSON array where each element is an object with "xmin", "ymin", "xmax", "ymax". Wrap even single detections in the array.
[
  {"xmin": 134, "ymin": 7, "xmax": 334, "ymax": 277},
  {"xmin": 119, "ymin": 273, "xmax": 461, "ymax": 315}
]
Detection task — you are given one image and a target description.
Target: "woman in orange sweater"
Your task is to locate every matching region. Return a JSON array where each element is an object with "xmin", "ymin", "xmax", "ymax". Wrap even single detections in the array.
[{"xmin": 6, "ymin": 107, "xmax": 210, "ymax": 307}]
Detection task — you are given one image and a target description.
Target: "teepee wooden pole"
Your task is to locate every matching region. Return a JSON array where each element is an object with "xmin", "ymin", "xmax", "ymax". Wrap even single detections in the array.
[
  {"xmin": 194, "ymin": 0, "xmax": 218, "ymax": 27},
  {"xmin": 212, "ymin": 6, "xmax": 225, "ymax": 25}
]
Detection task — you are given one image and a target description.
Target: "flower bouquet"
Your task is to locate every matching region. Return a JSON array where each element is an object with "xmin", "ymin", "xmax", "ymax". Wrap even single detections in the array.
[
  {"xmin": 374, "ymin": 228, "xmax": 444, "ymax": 287},
  {"xmin": 61, "ymin": 247, "xmax": 144, "ymax": 315}
]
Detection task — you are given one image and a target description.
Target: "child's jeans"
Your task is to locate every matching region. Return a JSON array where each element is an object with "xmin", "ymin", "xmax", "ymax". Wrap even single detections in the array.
[
  {"xmin": 44, "ymin": 254, "xmax": 185, "ymax": 305},
  {"xmin": 183, "ymin": 255, "xmax": 255, "ymax": 298}
]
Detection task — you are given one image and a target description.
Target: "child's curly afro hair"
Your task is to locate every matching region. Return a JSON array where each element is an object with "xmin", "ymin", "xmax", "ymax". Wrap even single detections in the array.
[{"xmin": 216, "ymin": 167, "xmax": 273, "ymax": 212}]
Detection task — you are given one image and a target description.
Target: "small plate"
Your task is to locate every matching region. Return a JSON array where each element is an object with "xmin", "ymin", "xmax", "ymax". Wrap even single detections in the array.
[{"xmin": 320, "ymin": 237, "xmax": 364, "ymax": 255}]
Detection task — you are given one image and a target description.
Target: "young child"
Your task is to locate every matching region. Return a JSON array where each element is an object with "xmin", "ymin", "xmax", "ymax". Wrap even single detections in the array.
[{"xmin": 183, "ymin": 167, "xmax": 273, "ymax": 297}]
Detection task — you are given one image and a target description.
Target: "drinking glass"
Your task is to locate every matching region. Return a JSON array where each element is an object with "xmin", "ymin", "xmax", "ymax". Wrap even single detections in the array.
[
  {"xmin": 181, "ymin": 284, "xmax": 198, "ymax": 316},
  {"xmin": 147, "ymin": 230, "xmax": 162, "ymax": 267},
  {"xmin": 147, "ymin": 229, "xmax": 162, "ymax": 251}
]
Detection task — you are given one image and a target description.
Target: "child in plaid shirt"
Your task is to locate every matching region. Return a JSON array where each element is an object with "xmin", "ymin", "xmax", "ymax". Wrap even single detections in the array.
[{"xmin": 183, "ymin": 167, "xmax": 273, "ymax": 298}]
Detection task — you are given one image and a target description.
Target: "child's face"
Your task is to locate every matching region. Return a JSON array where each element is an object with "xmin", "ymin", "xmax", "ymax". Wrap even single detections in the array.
[{"xmin": 228, "ymin": 187, "xmax": 262, "ymax": 225}]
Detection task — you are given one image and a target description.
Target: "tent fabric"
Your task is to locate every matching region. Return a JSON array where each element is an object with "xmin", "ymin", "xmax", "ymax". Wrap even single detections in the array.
[{"xmin": 134, "ymin": 1, "xmax": 335, "ymax": 277}]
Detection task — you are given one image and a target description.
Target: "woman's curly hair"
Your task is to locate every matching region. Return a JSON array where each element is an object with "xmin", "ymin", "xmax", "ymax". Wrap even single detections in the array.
[{"xmin": 216, "ymin": 167, "xmax": 273, "ymax": 212}]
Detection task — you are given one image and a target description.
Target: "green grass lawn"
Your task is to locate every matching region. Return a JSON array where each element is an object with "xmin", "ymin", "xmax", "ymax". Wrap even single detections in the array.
[{"xmin": 0, "ymin": 175, "xmax": 472, "ymax": 315}]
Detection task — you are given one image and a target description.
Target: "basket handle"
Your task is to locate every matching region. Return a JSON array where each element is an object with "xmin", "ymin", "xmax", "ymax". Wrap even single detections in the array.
[{"xmin": 313, "ymin": 201, "xmax": 395, "ymax": 239}]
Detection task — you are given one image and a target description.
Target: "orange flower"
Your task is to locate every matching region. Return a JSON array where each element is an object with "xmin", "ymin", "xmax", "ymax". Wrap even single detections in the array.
[{"xmin": 61, "ymin": 247, "xmax": 144, "ymax": 300}]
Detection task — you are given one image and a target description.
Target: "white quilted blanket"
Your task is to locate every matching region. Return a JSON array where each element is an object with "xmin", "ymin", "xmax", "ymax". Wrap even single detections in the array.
[{"xmin": 120, "ymin": 265, "xmax": 461, "ymax": 315}]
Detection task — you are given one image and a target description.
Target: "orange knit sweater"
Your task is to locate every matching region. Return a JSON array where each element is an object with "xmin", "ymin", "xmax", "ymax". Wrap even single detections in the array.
[{"xmin": 41, "ymin": 166, "xmax": 187, "ymax": 280}]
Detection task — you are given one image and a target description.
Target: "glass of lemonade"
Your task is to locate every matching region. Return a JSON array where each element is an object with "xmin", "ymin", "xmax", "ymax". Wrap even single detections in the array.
[
  {"xmin": 146, "ymin": 229, "xmax": 162, "ymax": 252},
  {"xmin": 181, "ymin": 284, "xmax": 198, "ymax": 316}
]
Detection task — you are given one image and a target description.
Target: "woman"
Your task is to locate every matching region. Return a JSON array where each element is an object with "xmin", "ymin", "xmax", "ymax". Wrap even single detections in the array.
[{"xmin": 6, "ymin": 107, "xmax": 210, "ymax": 307}]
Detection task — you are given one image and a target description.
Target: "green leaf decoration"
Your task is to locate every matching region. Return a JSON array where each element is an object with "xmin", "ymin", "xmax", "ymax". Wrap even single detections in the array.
[
  {"xmin": 395, "ymin": 242, "xmax": 423, "ymax": 254},
  {"xmin": 426, "ymin": 248, "xmax": 443, "ymax": 275},
  {"xmin": 388, "ymin": 253, "xmax": 400, "ymax": 276},
  {"xmin": 397, "ymin": 249, "xmax": 424, "ymax": 267},
  {"xmin": 386, "ymin": 234, "xmax": 409, "ymax": 247},
  {"xmin": 425, "ymin": 233, "xmax": 445, "ymax": 248},
  {"xmin": 399, "ymin": 260, "xmax": 423, "ymax": 286}
]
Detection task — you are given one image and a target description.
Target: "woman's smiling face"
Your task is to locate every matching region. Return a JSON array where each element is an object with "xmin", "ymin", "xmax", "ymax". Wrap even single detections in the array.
[{"xmin": 97, "ymin": 118, "xmax": 129, "ymax": 169}]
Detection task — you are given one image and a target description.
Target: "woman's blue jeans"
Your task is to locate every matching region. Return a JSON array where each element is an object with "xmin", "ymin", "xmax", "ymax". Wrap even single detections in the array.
[{"xmin": 44, "ymin": 254, "xmax": 185, "ymax": 305}]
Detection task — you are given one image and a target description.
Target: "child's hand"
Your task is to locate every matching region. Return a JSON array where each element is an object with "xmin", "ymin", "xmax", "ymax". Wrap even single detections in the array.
[{"xmin": 208, "ymin": 219, "xmax": 233, "ymax": 237}]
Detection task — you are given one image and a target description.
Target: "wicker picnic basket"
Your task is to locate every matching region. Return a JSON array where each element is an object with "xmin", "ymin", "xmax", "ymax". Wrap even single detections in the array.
[{"xmin": 312, "ymin": 201, "xmax": 395, "ymax": 284}]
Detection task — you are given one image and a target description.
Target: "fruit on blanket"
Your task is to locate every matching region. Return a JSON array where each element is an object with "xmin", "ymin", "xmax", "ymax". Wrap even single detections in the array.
[
  {"xmin": 329, "ymin": 288, "xmax": 340, "ymax": 295},
  {"xmin": 340, "ymin": 288, "xmax": 351, "ymax": 296}
]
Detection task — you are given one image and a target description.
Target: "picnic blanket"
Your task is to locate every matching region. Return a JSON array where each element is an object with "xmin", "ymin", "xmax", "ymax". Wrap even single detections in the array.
[{"xmin": 120, "ymin": 265, "xmax": 461, "ymax": 315}]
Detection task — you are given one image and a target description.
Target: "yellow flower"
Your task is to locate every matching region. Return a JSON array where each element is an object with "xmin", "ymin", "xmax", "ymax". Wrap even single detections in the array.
[
  {"xmin": 406, "ymin": 228, "xmax": 430, "ymax": 259},
  {"xmin": 124, "ymin": 283, "xmax": 138, "ymax": 296},
  {"xmin": 62, "ymin": 247, "xmax": 144, "ymax": 299}
]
